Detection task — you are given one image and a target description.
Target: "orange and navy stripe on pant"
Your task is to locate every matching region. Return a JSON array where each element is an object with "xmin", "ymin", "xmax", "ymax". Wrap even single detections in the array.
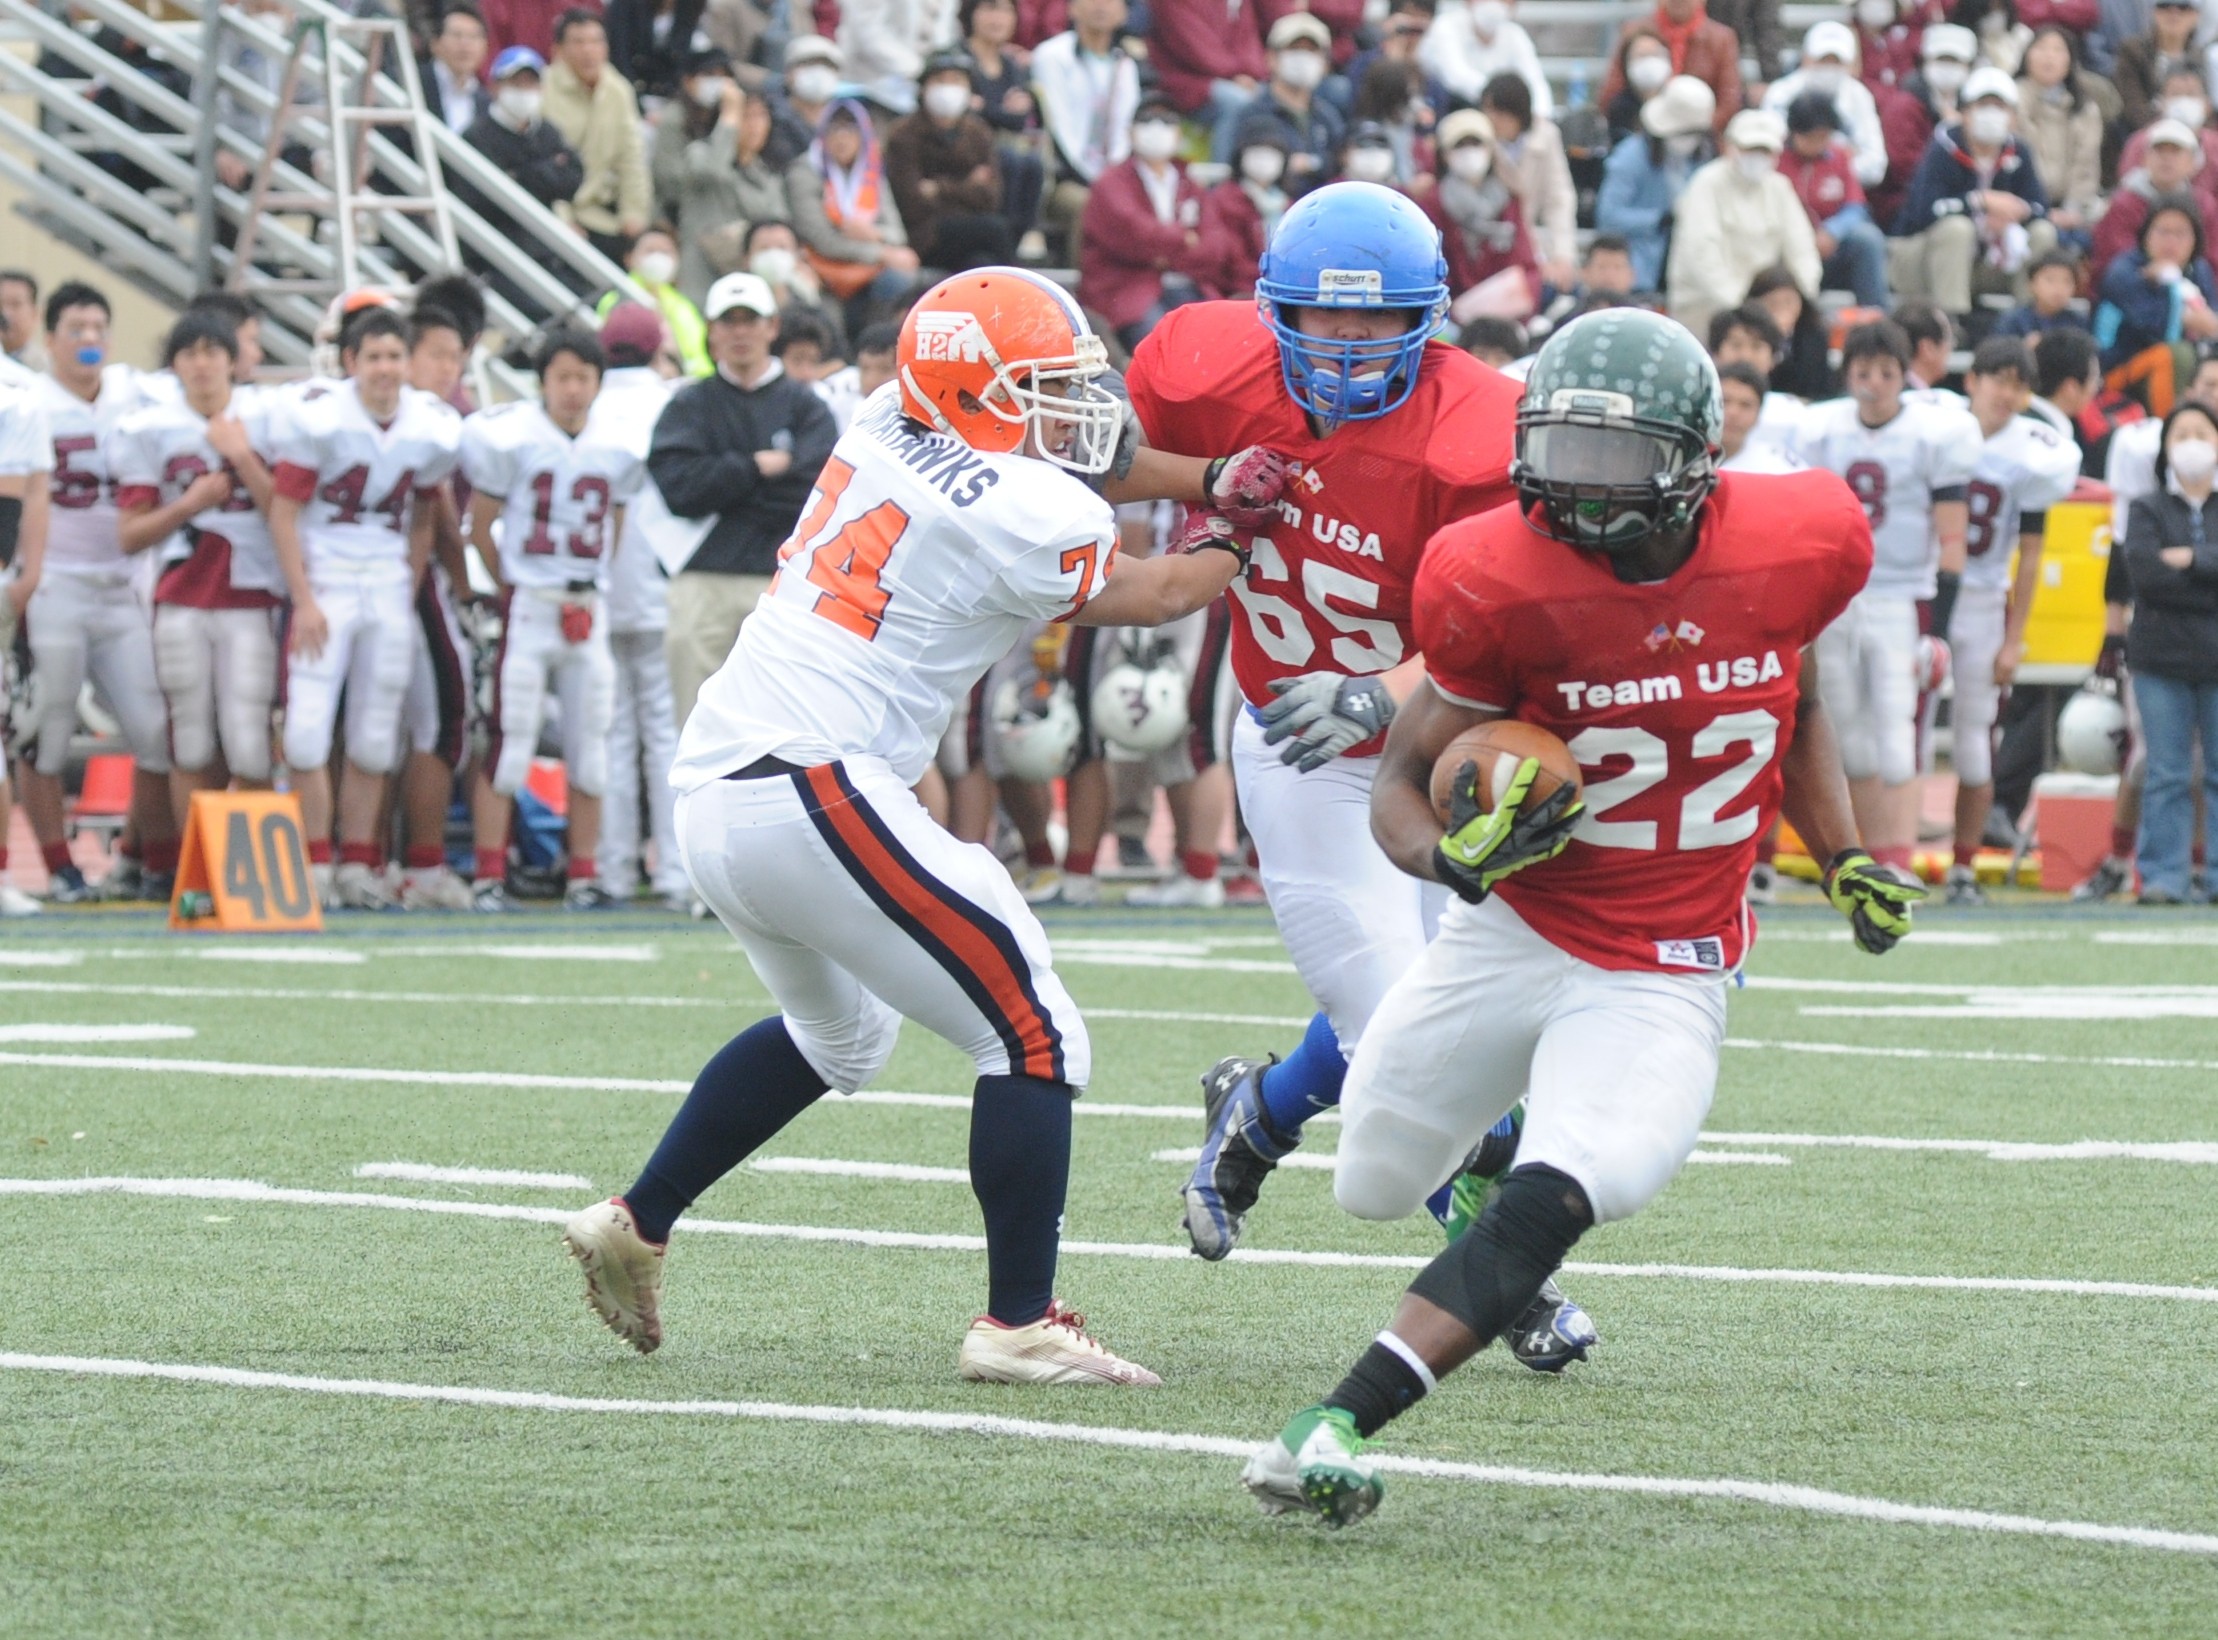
[{"xmin": 796, "ymin": 762, "xmax": 1067, "ymax": 1084}]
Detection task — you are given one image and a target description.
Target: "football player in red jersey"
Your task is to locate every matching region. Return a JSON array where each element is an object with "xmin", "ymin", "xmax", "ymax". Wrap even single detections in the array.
[
  {"xmin": 1241, "ymin": 309, "xmax": 1927, "ymax": 1528},
  {"xmin": 1124, "ymin": 181, "xmax": 1602, "ymax": 1365}
]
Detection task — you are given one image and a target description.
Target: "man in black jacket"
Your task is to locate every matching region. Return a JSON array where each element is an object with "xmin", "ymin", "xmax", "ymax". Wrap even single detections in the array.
[
  {"xmin": 462, "ymin": 48, "xmax": 587, "ymax": 224},
  {"xmin": 650, "ymin": 271, "xmax": 839, "ymax": 728}
]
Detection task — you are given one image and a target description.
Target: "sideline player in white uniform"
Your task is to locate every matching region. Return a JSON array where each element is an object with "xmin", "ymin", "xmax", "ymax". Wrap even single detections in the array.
[
  {"xmin": 19, "ymin": 280, "xmax": 175, "ymax": 902},
  {"xmin": 0, "ymin": 375, "xmax": 51, "ymax": 915},
  {"xmin": 268, "ymin": 306, "xmax": 462, "ymax": 908},
  {"xmin": 1241, "ymin": 310, "xmax": 1924, "ymax": 1528},
  {"xmin": 110, "ymin": 310, "xmax": 284, "ymax": 823},
  {"xmin": 460, "ymin": 329, "xmax": 643, "ymax": 911},
  {"xmin": 560, "ymin": 268, "xmax": 1278, "ymax": 1384},
  {"xmin": 1716, "ymin": 361, "xmax": 1802, "ymax": 475},
  {"xmin": 1790, "ymin": 318, "xmax": 1980, "ymax": 868},
  {"xmin": 1946, "ymin": 337, "xmax": 2079, "ymax": 903}
]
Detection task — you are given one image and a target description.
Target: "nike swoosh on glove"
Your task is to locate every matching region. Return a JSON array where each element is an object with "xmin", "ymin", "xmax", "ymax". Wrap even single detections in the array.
[
  {"xmin": 1823, "ymin": 848, "xmax": 1927, "ymax": 954},
  {"xmin": 1205, "ymin": 447, "xmax": 1296, "ymax": 530},
  {"xmin": 1431, "ymin": 756, "xmax": 1584, "ymax": 903},
  {"xmin": 1260, "ymin": 672, "xmax": 1396, "ymax": 771}
]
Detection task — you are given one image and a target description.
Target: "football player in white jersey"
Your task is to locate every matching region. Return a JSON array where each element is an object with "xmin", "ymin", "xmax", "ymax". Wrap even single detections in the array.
[
  {"xmin": 1717, "ymin": 362, "xmax": 1802, "ymax": 475},
  {"xmin": 561, "ymin": 269, "xmax": 1277, "ymax": 1385},
  {"xmin": 268, "ymin": 306, "xmax": 463, "ymax": 909},
  {"xmin": 1946, "ymin": 338, "xmax": 2080, "ymax": 902},
  {"xmin": 0, "ymin": 377, "xmax": 51, "ymax": 915},
  {"xmin": 110, "ymin": 310, "xmax": 285, "ymax": 824},
  {"xmin": 1790, "ymin": 319, "xmax": 1981, "ymax": 868},
  {"xmin": 460, "ymin": 329, "xmax": 643, "ymax": 912}
]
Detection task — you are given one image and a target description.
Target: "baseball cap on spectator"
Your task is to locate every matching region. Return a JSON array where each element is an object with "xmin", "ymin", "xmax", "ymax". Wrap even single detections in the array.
[
  {"xmin": 1785, "ymin": 90, "xmax": 1841, "ymax": 136},
  {"xmin": 1962, "ymin": 65, "xmax": 2018, "ymax": 106},
  {"xmin": 1437, "ymin": 108, "xmax": 1493, "ymax": 151},
  {"xmin": 1724, "ymin": 108, "xmax": 1787, "ymax": 151},
  {"xmin": 922, "ymin": 48, "xmax": 975, "ymax": 80},
  {"xmin": 1267, "ymin": 12, "xmax": 1331, "ymax": 50},
  {"xmin": 2148, "ymin": 117, "xmax": 2204, "ymax": 162},
  {"xmin": 786, "ymin": 35, "xmax": 843, "ymax": 69},
  {"xmin": 1802, "ymin": 20, "xmax": 1855, "ymax": 64},
  {"xmin": 1135, "ymin": 90, "xmax": 1182, "ymax": 123},
  {"xmin": 684, "ymin": 46, "xmax": 734, "ymax": 77},
  {"xmin": 1921, "ymin": 23, "xmax": 1976, "ymax": 63},
  {"xmin": 599, "ymin": 301, "xmax": 667, "ymax": 363},
  {"xmin": 1639, "ymin": 76, "xmax": 1716, "ymax": 139},
  {"xmin": 704, "ymin": 272, "xmax": 779, "ymax": 319},
  {"xmin": 490, "ymin": 45, "xmax": 545, "ymax": 80}
]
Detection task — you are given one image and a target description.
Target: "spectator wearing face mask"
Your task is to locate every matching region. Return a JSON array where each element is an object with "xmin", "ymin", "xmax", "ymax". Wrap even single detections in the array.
[
  {"xmin": 1761, "ymin": 22, "xmax": 1887, "ymax": 185},
  {"xmin": 744, "ymin": 218, "xmax": 852, "ymax": 358},
  {"xmin": 1889, "ymin": 65, "xmax": 2053, "ymax": 321},
  {"xmin": 884, "ymin": 51, "xmax": 1018, "ymax": 272},
  {"xmin": 767, "ymin": 35, "xmax": 845, "ymax": 166},
  {"xmin": 1778, "ymin": 92, "xmax": 1891, "ymax": 308},
  {"xmin": 1078, "ymin": 91, "xmax": 1222, "ymax": 347},
  {"xmin": 1212, "ymin": 12, "xmax": 1346, "ymax": 187},
  {"xmin": 1604, "ymin": 27, "xmax": 1673, "ymax": 145},
  {"xmin": 1422, "ymin": 109, "xmax": 1540, "ymax": 322},
  {"xmin": 463, "ymin": 48, "xmax": 588, "ymax": 258},
  {"xmin": 1200, "ymin": 120, "xmax": 1290, "ymax": 295},
  {"xmin": 1347, "ymin": 0, "xmax": 1449, "ymax": 121},
  {"xmin": 1595, "ymin": 73, "xmax": 1716, "ymax": 290},
  {"xmin": 1348, "ymin": 59, "xmax": 1436, "ymax": 189},
  {"xmin": 788, "ymin": 100, "xmax": 923, "ymax": 309},
  {"xmin": 2119, "ymin": 398, "xmax": 2218, "ymax": 903},
  {"xmin": 1478, "ymin": 72, "xmax": 1577, "ymax": 291},
  {"xmin": 2117, "ymin": 65, "xmax": 2218, "ymax": 192},
  {"xmin": 1598, "ymin": 0, "xmax": 1743, "ymax": 137},
  {"xmin": 1854, "ymin": 0, "xmax": 1945, "ymax": 93},
  {"xmin": 1874, "ymin": 21, "xmax": 1975, "ymax": 230},
  {"xmin": 1667, "ymin": 107, "xmax": 1821, "ymax": 335},
  {"xmin": 598, "ymin": 227, "xmax": 714, "ymax": 374},
  {"xmin": 652, "ymin": 64, "xmax": 797, "ymax": 304},
  {"xmin": 2113, "ymin": 0, "xmax": 2199, "ymax": 135},
  {"xmin": 2095, "ymin": 117, "xmax": 2216, "ymax": 288},
  {"xmin": 1418, "ymin": 0, "xmax": 1549, "ymax": 112}
]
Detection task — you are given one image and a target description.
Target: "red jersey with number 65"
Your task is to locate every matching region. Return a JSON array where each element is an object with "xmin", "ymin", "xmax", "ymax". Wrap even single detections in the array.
[
  {"xmin": 271, "ymin": 380, "xmax": 460, "ymax": 580},
  {"xmin": 1417, "ymin": 471, "xmax": 1873, "ymax": 974},
  {"xmin": 1126, "ymin": 300, "xmax": 1521, "ymax": 725}
]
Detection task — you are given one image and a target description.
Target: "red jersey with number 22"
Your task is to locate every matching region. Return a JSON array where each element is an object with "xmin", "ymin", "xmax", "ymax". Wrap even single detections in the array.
[
  {"xmin": 1126, "ymin": 300, "xmax": 1521, "ymax": 725},
  {"xmin": 1417, "ymin": 471, "xmax": 1873, "ymax": 974}
]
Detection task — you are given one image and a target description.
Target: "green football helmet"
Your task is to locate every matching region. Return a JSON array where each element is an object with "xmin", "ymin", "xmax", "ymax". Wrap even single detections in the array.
[{"xmin": 1513, "ymin": 308, "xmax": 1722, "ymax": 558}]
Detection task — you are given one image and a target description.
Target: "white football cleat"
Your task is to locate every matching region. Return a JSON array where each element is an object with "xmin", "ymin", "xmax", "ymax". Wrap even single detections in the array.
[
  {"xmin": 400, "ymin": 865, "xmax": 475, "ymax": 911},
  {"xmin": 957, "ymin": 1301, "xmax": 1161, "ymax": 1385},
  {"xmin": 0, "ymin": 884, "xmax": 42, "ymax": 917},
  {"xmin": 562, "ymin": 1197, "xmax": 666, "ymax": 1354},
  {"xmin": 1125, "ymin": 873, "xmax": 1225, "ymax": 909},
  {"xmin": 1242, "ymin": 1406, "xmax": 1382, "ymax": 1527},
  {"xmin": 333, "ymin": 860, "xmax": 401, "ymax": 910}
]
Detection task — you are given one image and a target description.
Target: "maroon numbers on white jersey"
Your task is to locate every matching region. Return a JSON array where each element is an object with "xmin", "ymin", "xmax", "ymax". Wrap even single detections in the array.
[
  {"xmin": 522, "ymin": 470, "xmax": 614, "ymax": 558},
  {"xmin": 1963, "ymin": 478, "xmax": 2005, "ymax": 558},
  {"xmin": 52, "ymin": 433, "xmax": 105, "ymax": 509},
  {"xmin": 1843, "ymin": 460, "xmax": 1888, "ymax": 530},
  {"xmin": 1569, "ymin": 709, "xmax": 1781, "ymax": 851},
  {"xmin": 319, "ymin": 463, "xmax": 415, "ymax": 532},
  {"xmin": 161, "ymin": 452, "xmax": 256, "ymax": 514}
]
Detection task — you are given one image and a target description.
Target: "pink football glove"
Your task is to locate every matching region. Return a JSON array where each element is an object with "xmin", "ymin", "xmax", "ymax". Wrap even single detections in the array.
[
  {"xmin": 1204, "ymin": 446, "xmax": 1295, "ymax": 530},
  {"xmin": 1171, "ymin": 509, "xmax": 1251, "ymax": 567},
  {"xmin": 1915, "ymin": 633, "xmax": 1952, "ymax": 694}
]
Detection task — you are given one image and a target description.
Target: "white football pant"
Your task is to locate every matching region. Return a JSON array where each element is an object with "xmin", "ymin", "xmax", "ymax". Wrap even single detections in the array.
[
  {"xmin": 598, "ymin": 627, "xmax": 684, "ymax": 896},
  {"xmin": 678, "ymin": 756, "xmax": 1091, "ymax": 1092},
  {"xmin": 1233, "ymin": 709, "xmax": 1445, "ymax": 1054},
  {"xmin": 487, "ymin": 590, "xmax": 615, "ymax": 799},
  {"xmin": 153, "ymin": 604, "xmax": 279, "ymax": 779},
  {"xmin": 1336, "ymin": 894, "xmax": 1727, "ymax": 1227},
  {"xmin": 1946, "ymin": 584, "xmax": 2010, "ymax": 789},
  {"xmin": 24, "ymin": 568, "xmax": 171, "ymax": 776},
  {"xmin": 282, "ymin": 569, "xmax": 415, "ymax": 776},
  {"xmin": 1815, "ymin": 590, "xmax": 1919, "ymax": 786}
]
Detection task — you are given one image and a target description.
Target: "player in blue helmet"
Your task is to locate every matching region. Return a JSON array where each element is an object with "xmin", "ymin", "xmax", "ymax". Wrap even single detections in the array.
[{"xmin": 1126, "ymin": 182, "xmax": 1598, "ymax": 1373}]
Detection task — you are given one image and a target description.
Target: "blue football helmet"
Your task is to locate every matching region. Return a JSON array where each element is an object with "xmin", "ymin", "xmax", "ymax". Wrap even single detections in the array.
[{"xmin": 1254, "ymin": 181, "xmax": 1450, "ymax": 426}]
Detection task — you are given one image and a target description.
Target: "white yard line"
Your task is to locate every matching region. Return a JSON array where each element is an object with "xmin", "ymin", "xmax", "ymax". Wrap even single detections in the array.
[
  {"xmin": 1147, "ymin": 1147, "xmax": 1790, "ymax": 1169},
  {"xmin": 354, "ymin": 1163, "xmax": 594, "ymax": 1190},
  {"xmin": 4, "ymin": 1349, "xmax": 2214, "ymax": 1557},
  {"xmin": 1802, "ymin": 1000, "xmax": 2218, "ymax": 1020},
  {"xmin": 0, "ymin": 980, "xmax": 737, "ymax": 1010},
  {"xmin": 1722, "ymin": 1038, "xmax": 2218, "ymax": 1074},
  {"xmin": 7, "ymin": 1176, "xmax": 2217, "ymax": 1307},
  {"xmin": 0, "ymin": 951, "xmax": 84, "ymax": 968},
  {"xmin": 749, "ymin": 1157, "xmax": 973, "ymax": 1184},
  {"xmin": 190, "ymin": 946, "xmax": 368, "ymax": 965},
  {"xmin": 0, "ymin": 1024, "xmax": 195, "ymax": 1043}
]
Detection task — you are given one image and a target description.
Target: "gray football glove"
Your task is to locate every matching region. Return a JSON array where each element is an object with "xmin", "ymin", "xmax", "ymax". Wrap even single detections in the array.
[{"xmin": 1260, "ymin": 672, "xmax": 1396, "ymax": 772}]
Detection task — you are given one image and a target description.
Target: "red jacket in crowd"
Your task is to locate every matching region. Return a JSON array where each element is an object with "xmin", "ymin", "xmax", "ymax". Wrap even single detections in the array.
[
  {"xmin": 2015, "ymin": 0, "xmax": 2098, "ymax": 32},
  {"xmin": 1200, "ymin": 181, "xmax": 1270, "ymax": 297},
  {"xmin": 1855, "ymin": 1, "xmax": 1944, "ymax": 94},
  {"xmin": 1077, "ymin": 158, "xmax": 1228, "ymax": 330},
  {"xmin": 1871, "ymin": 81, "xmax": 1937, "ymax": 229},
  {"xmin": 480, "ymin": 0, "xmax": 601, "ymax": 63},
  {"xmin": 1149, "ymin": 0, "xmax": 1269, "ymax": 113},
  {"xmin": 1597, "ymin": 4, "xmax": 1743, "ymax": 133},
  {"xmin": 1013, "ymin": 0, "xmax": 1069, "ymax": 47},
  {"xmin": 1778, "ymin": 140, "xmax": 1866, "ymax": 230},
  {"xmin": 1419, "ymin": 187, "xmax": 1540, "ymax": 307}
]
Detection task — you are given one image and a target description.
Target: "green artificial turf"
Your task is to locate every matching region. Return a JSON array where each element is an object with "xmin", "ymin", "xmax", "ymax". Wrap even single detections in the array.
[{"xmin": 3, "ymin": 898, "xmax": 2217, "ymax": 1637}]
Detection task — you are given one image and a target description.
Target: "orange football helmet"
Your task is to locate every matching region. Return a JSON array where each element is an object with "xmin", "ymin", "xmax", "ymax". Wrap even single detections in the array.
[{"xmin": 897, "ymin": 267, "xmax": 1121, "ymax": 475}]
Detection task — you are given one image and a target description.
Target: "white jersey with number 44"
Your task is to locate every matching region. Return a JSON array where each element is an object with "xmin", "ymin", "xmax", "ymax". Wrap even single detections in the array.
[
  {"xmin": 459, "ymin": 401, "xmax": 645, "ymax": 592},
  {"xmin": 272, "ymin": 381, "xmax": 461, "ymax": 579},
  {"xmin": 1790, "ymin": 397, "xmax": 1981, "ymax": 600},
  {"xmin": 673, "ymin": 383, "xmax": 1118, "ymax": 792},
  {"xmin": 1964, "ymin": 415, "xmax": 2080, "ymax": 590}
]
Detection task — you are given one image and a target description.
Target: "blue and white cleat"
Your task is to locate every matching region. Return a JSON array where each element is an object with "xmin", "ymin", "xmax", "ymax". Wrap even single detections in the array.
[
  {"xmin": 1507, "ymin": 1277, "xmax": 1599, "ymax": 1373},
  {"xmin": 1243, "ymin": 1406, "xmax": 1383, "ymax": 1527},
  {"xmin": 1181, "ymin": 1054, "xmax": 1293, "ymax": 1261}
]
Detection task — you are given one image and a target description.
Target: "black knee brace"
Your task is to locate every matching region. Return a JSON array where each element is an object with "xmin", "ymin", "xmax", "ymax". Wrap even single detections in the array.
[{"xmin": 1407, "ymin": 1163, "xmax": 1594, "ymax": 1346}]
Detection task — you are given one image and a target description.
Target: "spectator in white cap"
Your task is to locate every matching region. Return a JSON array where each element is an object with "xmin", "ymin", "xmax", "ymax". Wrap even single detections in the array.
[
  {"xmin": 1761, "ymin": 21, "xmax": 1886, "ymax": 184},
  {"xmin": 1888, "ymin": 63, "xmax": 2055, "ymax": 320},
  {"xmin": 2118, "ymin": 62, "xmax": 2218, "ymax": 196},
  {"xmin": 1873, "ymin": 21, "xmax": 1976, "ymax": 229},
  {"xmin": 1213, "ymin": 12, "xmax": 1348, "ymax": 186},
  {"xmin": 1667, "ymin": 106, "xmax": 1821, "ymax": 336},
  {"xmin": 767, "ymin": 35, "xmax": 845, "ymax": 164},
  {"xmin": 1418, "ymin": 0, "xmax": 1551, "ymax": 114},
  {"xmin": 1595, "ymin": 73, "xmax": 1716, "ymax": 292},
  {"xmin": 2096, "ymin": 115, "xmax": 2215, "ymax": 287},
  {"xmin": 646, "ymin": 269, "xmax": 839, "ymax": 729}
]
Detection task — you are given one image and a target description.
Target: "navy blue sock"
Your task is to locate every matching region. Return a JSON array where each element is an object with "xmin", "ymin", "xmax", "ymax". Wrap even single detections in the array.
[
  {"xmin": 1258, "ymin": 1012, "xmax": 1348, "ymax": 1139},
  {"xmin": 970, "ymin": 1073, "xmax": 1074, "ymax": 1326},
  {"xmin": 624, "ymin": 1016, "xmax": 829, "ymax": 1244}
]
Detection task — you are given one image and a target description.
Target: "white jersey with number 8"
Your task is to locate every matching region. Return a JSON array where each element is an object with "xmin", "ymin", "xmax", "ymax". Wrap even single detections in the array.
[
  {"xmin": 1963, "ymin": 415, "xmax": 2080, "ymax": 590},
  {"xmin": 459, "ymin": 401, "xmax": 646, "ymax": 592},
  {"xmin": 1790, "ymin": 398, "xmax": 1981, "ymax": 600},
  {"xmin": 673, "ymin": 383, "xmax": 1118, "ymax": 791}
]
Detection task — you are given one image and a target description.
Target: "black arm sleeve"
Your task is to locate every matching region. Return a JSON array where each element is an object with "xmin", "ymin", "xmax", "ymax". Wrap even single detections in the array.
[{"xmin": 0, "ymin": 494, "xmax": 18, "ymax": 567}]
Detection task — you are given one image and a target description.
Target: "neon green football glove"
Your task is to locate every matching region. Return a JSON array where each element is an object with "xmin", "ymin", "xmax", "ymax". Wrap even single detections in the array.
[
  {"xmin": 1822, "ymin": 848, "xmax": 1927, "ymax": 954},
  {"xmin": 1431, "ymin": 757, "xmax": 1584, "ymax": 904}
]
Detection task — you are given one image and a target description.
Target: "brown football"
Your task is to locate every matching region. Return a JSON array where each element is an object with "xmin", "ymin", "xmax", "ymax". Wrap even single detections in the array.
[{"xmin": 1429, "ymin": 720, "xmax": 1583, "ymax": 826}]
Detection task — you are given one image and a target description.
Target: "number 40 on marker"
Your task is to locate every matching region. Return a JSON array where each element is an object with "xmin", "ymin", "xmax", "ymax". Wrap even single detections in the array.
[{"xmin": 168, "ymin": 791, "xmax": 324, "ymax": 933}]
